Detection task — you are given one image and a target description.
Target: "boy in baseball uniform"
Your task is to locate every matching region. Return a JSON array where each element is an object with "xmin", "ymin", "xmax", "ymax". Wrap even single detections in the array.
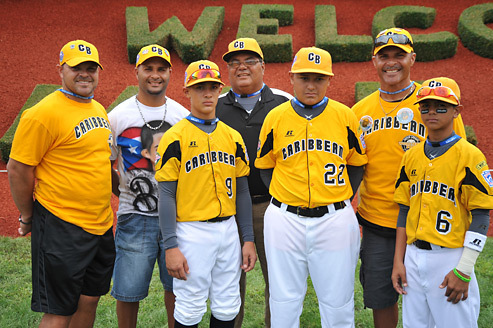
[
  {"xmin": 155, "ymin": 60, "xmax": 256, "ymax": 328},
  {"xmin": 255, "ymin": 47, "xmax": 367, "ymax": 327},
  {"xmin": 392, "ymin": 77, "xmax": 493, "ymax": 328}
]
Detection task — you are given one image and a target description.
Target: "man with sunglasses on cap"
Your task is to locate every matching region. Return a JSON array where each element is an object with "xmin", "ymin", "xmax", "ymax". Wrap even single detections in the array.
[
  {"xmin": 108, "ymin": 44, "xmax": 189, "ymax": 328},
  {"xmin": 256, "ymin": 47, "xmax": 367, "ymax": 327},
  {"xmin": 216, "ymin": 37, "xmax": 291, "ymax": 328},
  {"xmin": 392, "ymin": 77, "xmax": 492, "ymax": 328},
  {"xmin": 351, "ymin": 28, "xmax": 466, "ymax": 328},
  {"xmin": 155, "ymin": 60, "xmax": 256, "ymax": 328},
  {"xmin": 7, "ymin": 40, "xmax": 115, "ymax": 327}
]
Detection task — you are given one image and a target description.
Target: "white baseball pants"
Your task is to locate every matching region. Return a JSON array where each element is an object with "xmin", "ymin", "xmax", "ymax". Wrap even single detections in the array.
[
  {"xmin": 402, "ymin": 243, "xmax": 480, "ymax": 328},
  {"xmin": 173, "ymin": 218, "xmax": 241, "ymax": 326},
  {"xmin": 264, "ymin": 201, "xmax": 360, "ymax": 328}
]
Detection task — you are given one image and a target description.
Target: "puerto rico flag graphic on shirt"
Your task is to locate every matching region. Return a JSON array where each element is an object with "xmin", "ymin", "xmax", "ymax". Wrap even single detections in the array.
[{"xmin": 118, "ymin": 127, "xmax": 148, "ymax": 171}]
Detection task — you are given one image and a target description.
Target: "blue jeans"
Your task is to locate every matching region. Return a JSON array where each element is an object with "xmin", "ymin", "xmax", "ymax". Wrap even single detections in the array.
[{"xmin": 111, "ymin": 213, "xmax": 172, "ymax": 302}]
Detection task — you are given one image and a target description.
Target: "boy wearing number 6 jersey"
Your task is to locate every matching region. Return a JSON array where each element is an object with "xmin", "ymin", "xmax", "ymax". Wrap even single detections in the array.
[
  {"xmin": 255, "ymin": 47, "xmax": 367, "ymax": 327},
  {"xmin": 155, "ymin": 60, "xmax": 256, "ymax": 328},
  {"xmin": 392, "ymin": 77, "xmax": 493, "ymax": 328}
]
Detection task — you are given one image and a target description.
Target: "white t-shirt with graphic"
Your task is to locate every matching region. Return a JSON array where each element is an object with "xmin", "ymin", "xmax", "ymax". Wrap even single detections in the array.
[{"xmin": 108, "ymin": 95, "xmax": 189, "ymax": 217}]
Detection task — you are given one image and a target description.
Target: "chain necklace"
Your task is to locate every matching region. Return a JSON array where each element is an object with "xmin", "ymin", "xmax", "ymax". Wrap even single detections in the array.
[
  {"xmin": 135, "ymin": 96, "xmax": 167, "ymax": 130},
  {"xmin": 378, "ymin": 83, "xmax": 414, "ymax": 117}
]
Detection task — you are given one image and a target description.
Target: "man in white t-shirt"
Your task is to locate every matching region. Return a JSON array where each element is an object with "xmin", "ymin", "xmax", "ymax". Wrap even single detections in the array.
[{"xmin": 108, "ymin": 44, "xmax": 189, "ymax": 328}]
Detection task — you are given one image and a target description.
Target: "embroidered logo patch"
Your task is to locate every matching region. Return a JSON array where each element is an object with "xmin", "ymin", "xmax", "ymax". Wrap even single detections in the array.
[{"xmin": 481, "ymin": 170, "xmax": 493, "ymax": 188}]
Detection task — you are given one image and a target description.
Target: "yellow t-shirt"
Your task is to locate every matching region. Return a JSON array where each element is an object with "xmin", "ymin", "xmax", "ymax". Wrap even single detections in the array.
[
  {"xmin": 394, "ymin": 138, "xmax": 493, "ymax": 248},
  {"xmin": 352, "ymin": 84, "xmax": 466, "ymax": 228},
  {"xmin": 10, "ymin": 91, "xmax": 113, "ymax": 235},
  {"xmin": 154, "ymin": 119, "xmax": 250, "ymax": 221},
  {"xmin": 255, "ymin": 99, "xmax": 368, "ymax": 207}
]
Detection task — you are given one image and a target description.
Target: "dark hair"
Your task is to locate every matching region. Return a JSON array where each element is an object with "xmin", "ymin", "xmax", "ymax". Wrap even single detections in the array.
[{"xmin": 140, "ymin": 120, "xmax": 172, "ymax": 151}]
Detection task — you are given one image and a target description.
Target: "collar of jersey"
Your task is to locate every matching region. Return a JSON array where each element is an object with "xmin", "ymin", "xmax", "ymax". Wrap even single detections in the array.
[
  {"xmin": 186, "ymin": 114, "xmax": 219, "ymax": 125},
  {"xmin": 293, "ymin": 97, "xmax": 328, "ymax": 109}
]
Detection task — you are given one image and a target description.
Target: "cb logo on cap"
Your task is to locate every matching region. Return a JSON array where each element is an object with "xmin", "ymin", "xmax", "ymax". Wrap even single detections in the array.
[
  {"xmin": 308, "ymin": 53, "xmax": 321, "ymax": 64},
  {"xmin": 78, "ymin": 44, "xmax": 92, "ymax": 55},
  {"xmin": 428, "ymin": 81, "xmax": 442, "ymax": 87},
  {"xmin": 198, "ymin": 64, "xmax": 211, "ymax": 69},
  {"xmin": 234, "ymin": 41, "xmax": 245, "ymax": 49},
  {"xmin": 151, "ymin": 46, "xmax": 163, "ymax": 55}
]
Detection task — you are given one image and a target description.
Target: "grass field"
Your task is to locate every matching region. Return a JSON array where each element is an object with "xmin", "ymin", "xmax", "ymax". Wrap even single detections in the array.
[{"xmin": 1, "ymin": 236, "xmax": 492, "ymax": 327}]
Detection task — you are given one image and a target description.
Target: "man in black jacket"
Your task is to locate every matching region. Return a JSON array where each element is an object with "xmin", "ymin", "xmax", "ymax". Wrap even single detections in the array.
[{"xmin": 216, "ymin": 37, "xmax": 291, "ymax": 328}]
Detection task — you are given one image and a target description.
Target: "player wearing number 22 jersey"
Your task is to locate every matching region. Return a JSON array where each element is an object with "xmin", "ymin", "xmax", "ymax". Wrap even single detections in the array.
[{"xmin": 256, "ymin": 47, "xmax": 367, "ymax": 327}]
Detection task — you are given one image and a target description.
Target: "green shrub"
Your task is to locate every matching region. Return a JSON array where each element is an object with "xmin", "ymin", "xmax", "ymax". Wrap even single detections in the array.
[
  {"xmin": 372, "ymin": 6, "xmax": 458, "ymax": 61},
  {"xmin": 107, "ymin": 86, "xmax": 138, "ymax": 113},
  {"xmin": 458, "ymin": 3, "xmax": 493, "ymax": 59},
  {"xmin": 126, "ymin": 6, "xmax": 224, "ymax": 64},
  {"xmin": 237, "ymin": 4, "xmax": 293, "ymax": 62},
  {"xmin": 315, "ymin": 5, "xmax": 373, "ymax": 62},
  {"xmin": 0, "ymin": 85, "xmax": 60, "ymax": 163}
]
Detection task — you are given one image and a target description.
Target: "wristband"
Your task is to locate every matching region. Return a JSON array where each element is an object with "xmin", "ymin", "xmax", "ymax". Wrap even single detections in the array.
[
  {"xmin": 453, "ymin": 268, "xmax": 471, "ymax": 283},
  {"xmin": 18, "ymin": 215, "xmax": 32, "ymax": 225}
]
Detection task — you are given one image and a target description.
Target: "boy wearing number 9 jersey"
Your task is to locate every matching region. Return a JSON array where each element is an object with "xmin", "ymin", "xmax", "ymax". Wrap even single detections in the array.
[
  {"xmin": 255, "ymin": 47, "xmax": 367, "ymax": 327},
  {"xmin": 392, "ymin": 77, "xmax": 493, "ymax": 328},
  {"xmin": 154, "ymin": 60, "xmax": 256, "ymax": 328}
]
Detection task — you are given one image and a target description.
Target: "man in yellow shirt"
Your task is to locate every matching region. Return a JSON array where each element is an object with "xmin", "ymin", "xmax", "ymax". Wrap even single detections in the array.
[{"xmin": 7, "ymin": 40, "xmax": 115, "ymax": 328}]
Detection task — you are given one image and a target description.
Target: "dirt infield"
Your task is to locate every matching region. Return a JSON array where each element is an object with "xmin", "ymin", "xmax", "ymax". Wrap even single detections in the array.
[{"xmin": 1, "ymin": 0, "xmax": 492, "ymax": 237}]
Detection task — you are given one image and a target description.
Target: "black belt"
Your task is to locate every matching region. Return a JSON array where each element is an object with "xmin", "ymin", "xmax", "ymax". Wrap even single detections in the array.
[
  {"xmin": 271, "ymin": 197, "xmax": 346, "ymax": 218},
  {"xmin": 413, "ymin": 240, "xmax": 444, "ymax": 250},
  {"xmin": 251, "ymin": 194, "xmax": 271, "ymax": 204},
  {"xmin": 200, "ymin": 216, "xmax": 232, "ymax": 223}
]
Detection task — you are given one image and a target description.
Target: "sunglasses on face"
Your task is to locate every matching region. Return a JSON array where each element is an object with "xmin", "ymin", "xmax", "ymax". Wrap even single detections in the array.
[
  {"xmin": 417, "ymin": 85, "xmax": 460, "ymax": 105},
  {"xmin": 374, "ymin": 34, "xmax": 413, "ymax": 48},
  {"xmin": 187, "ymin": 69, "xmax": 221, "ymax": 84},
  {"xmin": 227, "ymin": 59, "xmax": 261, "ymax": 69}
]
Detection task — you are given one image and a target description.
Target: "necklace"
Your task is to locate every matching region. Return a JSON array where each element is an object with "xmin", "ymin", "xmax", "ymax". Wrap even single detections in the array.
[
  {"xmin": 135, "ymin": 96, "xmax": 167, "ymax": 130},
  {"xmin": 186, "ymin": 115, "xmax": 219, "ymax": 125},
  {"xmin": 293, "ymin": 96, "xmax": 328, "ymax": 109},
  {"xmin": 57, "ymin": 88, "xmax": 94, "ymax": 100},
  {"xmin": 232, "ymin": 83, "xmax": 265, "ymax": 98},
  {"xmin": 378, "ymin": 81, "xmax": 414, "ymax": 95},
  {"xmin": 378, "ymin": 84, "xmax": 414, "ymax": 117}
]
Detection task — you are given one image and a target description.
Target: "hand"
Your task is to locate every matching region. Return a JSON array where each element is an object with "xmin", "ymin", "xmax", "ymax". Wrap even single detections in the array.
[
  {"xmin": 241, "ymin": 241, "xmax": 257, "ymax": 273},
  {"xmin": 440, "ymin": 270, "xmax": 469, "ymax": 304},
  {"xmin": 391, "ymin": 261, "xmax": 408, "ymax": 295},
  {"xmin": 18, "ymin": 215, "xmax": 32, "ymax": 236},
  {"xmin": 165, "ymin": 248, "xmax": 189, "ymax": 280}
]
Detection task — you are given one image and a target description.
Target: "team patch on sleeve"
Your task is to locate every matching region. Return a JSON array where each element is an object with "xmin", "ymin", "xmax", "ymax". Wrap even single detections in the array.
[
  {"xmin": 359, "ymin": 133, "xmax": 366, "ymax": 149},
  {"xmin": 481, "ymin": 170, "xmax": 493, "ymax": 187}
]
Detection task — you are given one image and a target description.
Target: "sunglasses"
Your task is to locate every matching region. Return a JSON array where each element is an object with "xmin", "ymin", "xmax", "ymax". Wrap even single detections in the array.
[
  {"xmin": 187, "ymin": 69, "xmax": 221, "ymax": 84},
  {"xmin": 417, "ymin": 85, "xmax": 460, "ymax": 104},
  {"xmin": 374, "ymin": 34, "xmax": 413, "ymax": 48},
  {"xmin": 227, "ymin": 58, "xmax": 261, "ymax": 69}
]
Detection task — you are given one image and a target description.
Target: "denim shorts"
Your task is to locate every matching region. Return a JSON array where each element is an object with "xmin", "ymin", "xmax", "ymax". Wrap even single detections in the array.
[{"xmin": 111, "ymin": 213, "xmax": 172, "ymax": 302}]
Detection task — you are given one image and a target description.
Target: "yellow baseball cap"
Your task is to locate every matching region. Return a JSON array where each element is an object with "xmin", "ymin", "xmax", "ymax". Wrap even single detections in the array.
[
  {"xmin": 135, "ymin": 44, "xmax": 172, "ymax": 67},
  {"xmin": 59, "ymin": 40, "xmax": 103, "ymax": 69},
  {"xmin": 373, "ymin": 28, "xmax": 414, "ymax": 55},
  {"xmin": 415, "ymin": 77, "xmax": 461, "ymax": 106},
  {"xmin": 184, "ymin": 60, "xmax": 224, "ymax": 87},
  {"xmin": 222, "ymin": 38, "xmax": 264, "ymax": 62},
  {"xmin": 290, "ymin": 47, "xmax": 334, "ymax": 76}
]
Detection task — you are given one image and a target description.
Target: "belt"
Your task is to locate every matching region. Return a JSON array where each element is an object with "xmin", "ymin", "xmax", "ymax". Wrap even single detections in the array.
[
  {"xmin": 251, "ymin": 194, "xmax": 271, "ymax": 204},
  {"xmin": 413, "ymin": 240, "xmax": 444, "ymax": 250},
  {"xmin": 271, "ymin": 197, "xmax": 346, "ymax": 218},
  {"xmin": 200, "ymin": 216, "xmax": 232, "ymax": 223}
]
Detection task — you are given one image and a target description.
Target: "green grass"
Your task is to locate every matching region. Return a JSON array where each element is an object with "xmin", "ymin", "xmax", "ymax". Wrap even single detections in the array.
[{"xmin": 1, "ymin": 236, "xmax": 492, "ymax": 327}]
